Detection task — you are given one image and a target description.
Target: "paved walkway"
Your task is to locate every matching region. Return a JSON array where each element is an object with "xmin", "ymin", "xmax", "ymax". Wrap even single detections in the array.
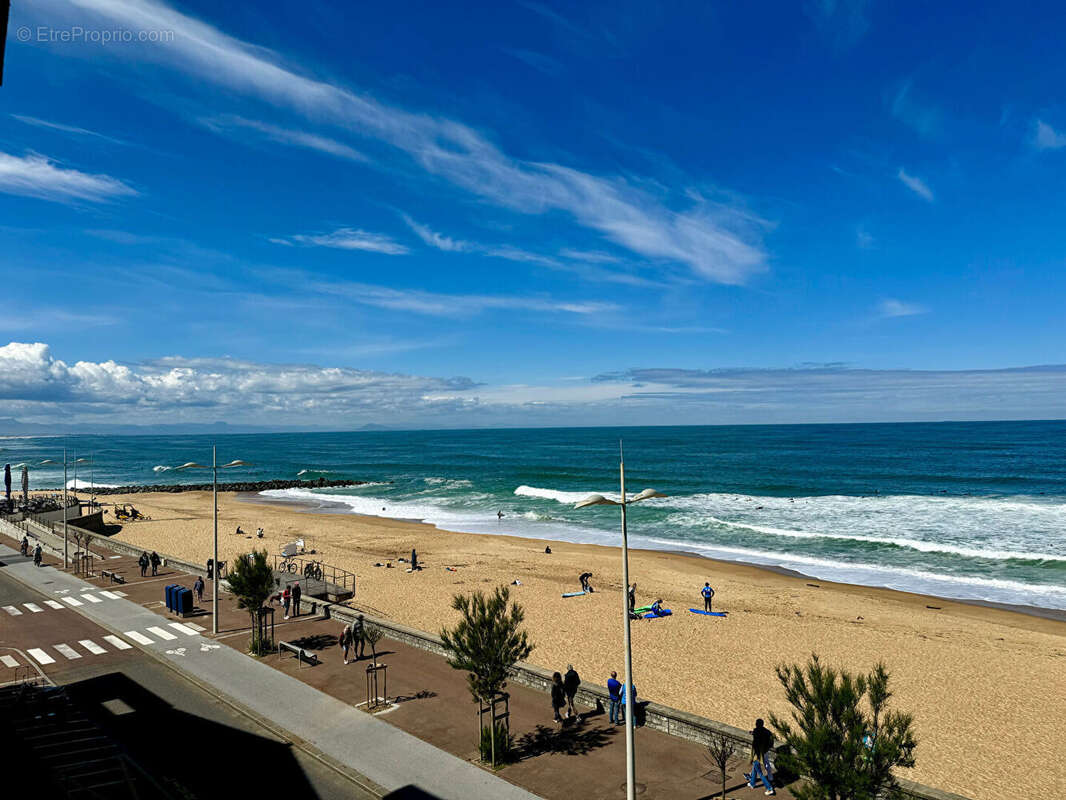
[{"xmin": 0, "ymin": 534, "xmax": 541, "ymax": 800}]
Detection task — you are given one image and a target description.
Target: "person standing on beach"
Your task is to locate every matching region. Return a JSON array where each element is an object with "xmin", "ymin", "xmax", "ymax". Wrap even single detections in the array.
[
  {"xmin": 550, "ymin": 672, "xmax": 566, "ymax": 723},
  {"xmin": 607, "ymin": 671, "xmax": 622, "ymax": 725},
  {"xmin": 353, "ymin": 614, "xmax": 366, "ymax": 660},
  {"xmin": 701, "ymin": 582, "xmax": 715, "ymax": 612},
  {"xmin": 340, "ymin": 623, "xmax": 353, "ymax": 664},
  {"xmin": 291, "ymin": 581, "xmax": 301, "ymax": 618},
  {"xmin": 579, "ymin": 572, "xmax": 593, "ymax": 593},
  {"xmin": 745, "ymin": 718, "xmax": 775, "ymax": 795},
  {"xmin": 282, "ymin": 584, "xmax": 291, "ymax": 619},
  {"xmin": 563, "ymin": 664, "xmax": 581, "ymax": 719},
  {"xmin": 627, "ymin": 583, "xmax": 636, "ymax": 613},
  {"xmin": 410, "ymin": 548, "xmax": 418, "ymax": 570},
  {"xmin": 33, "ymin": 543, "xmax": 42, "ymax": 567},
  {"xmin": 193, "ymin": 575, "xmax": 204, "ymax": 604},
  {"xmin": 150, "ymin": 551, "xmax": 161, "ymax": 576},
  {"xmin": 138, "ymin": 551, "xmax": 149, "ymax": 577}
]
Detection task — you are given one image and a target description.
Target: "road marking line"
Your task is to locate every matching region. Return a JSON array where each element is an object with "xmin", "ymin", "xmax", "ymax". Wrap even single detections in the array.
[
  {"xmin": 53, "ymin": 643, "xmax": 82, "ymax": 660},
  {"xmin": 2, "ymin": 605, "xmax": 22, "ymax": 616},
  {"xmin": 98, "ymin": 590, "xmax": 121, "ymax": 600},
  {"xmin": 103, "ymin": 635, "xmax": 132, "ymax": 650},
  {"xmin": 28, "ymin": 648, "xmax": 55, "ymax": 665},
  {"xmin": 44, "ymin": 600, "xmax": 65, "ymax": 610},
  {"xmin": 146, "ymin": 626, "xmax": 177, "ymax": 641},
  {"xmin": 79, "ymin": 640, "xmax": 107, "ymax": 655},
  {"xmin": 23, "ymin": 603, "xmax": 43, "ymax": 613},
  {"xmin": 186, "ymin": 622, "xmax": 206, "ymax": 632},
  {"xmin": 113, "ymin": 590, "xmax": 127, "ymax": 597},
  {"xmin": 124, "ymin": 631, "xmax": 154, "ymax": 645},
  {"xmin": 60, "ymin": 596, "xmax": 83, "ymax": 607},
  {"xmin": 0, "ymin": 655, "xmax": 19, "ymax": 668},
  {"xmin": 80, "ymin": 594, "xmax": 103, "ymax": 603},
  {"xmin": 167, "ymin": 623, "xmax": 199, "ymax": 636}
]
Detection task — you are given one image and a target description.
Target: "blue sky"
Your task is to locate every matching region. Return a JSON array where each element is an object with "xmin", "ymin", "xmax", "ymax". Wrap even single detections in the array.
[{"xmin": 2, "ymin": 0, "xmax": 1065, "ymax": 428}]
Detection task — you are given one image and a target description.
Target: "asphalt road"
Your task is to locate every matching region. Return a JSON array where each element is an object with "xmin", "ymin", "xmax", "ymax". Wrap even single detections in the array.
[{"xmin": 0, "ymin": 561, "xmax": 378, "ymax": 799}]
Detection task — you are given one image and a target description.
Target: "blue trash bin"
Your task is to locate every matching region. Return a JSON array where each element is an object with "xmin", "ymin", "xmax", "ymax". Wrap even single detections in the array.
[
  {"xmin": 176, "ymin": 587, "xmax": 193, "ymax": 616},
  {"xmin": 165, "ymin": 584, "xmax": 179, "ymax": 611}
]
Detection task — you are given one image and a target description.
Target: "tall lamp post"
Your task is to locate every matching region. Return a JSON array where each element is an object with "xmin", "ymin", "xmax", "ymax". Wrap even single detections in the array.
[
  {"xmin": 172, "ymin": 448, "xmax": 251, "ymax": 635},
  {"xmin": 574, "ymin": 443, "xmax": 665, "ymax": 800},
  {"xmin": 40, "ymin": 450, "xmax": 76, "ymax": 569}
]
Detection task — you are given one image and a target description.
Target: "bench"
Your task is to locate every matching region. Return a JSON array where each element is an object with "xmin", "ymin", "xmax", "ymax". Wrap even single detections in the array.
[
  {"xmin": 277, "ymin": 641, "xmax": 319, "ymax": 667},
  {"xmin": 101, "ymin": 569, "xmax": 126, "ymax": 585}
]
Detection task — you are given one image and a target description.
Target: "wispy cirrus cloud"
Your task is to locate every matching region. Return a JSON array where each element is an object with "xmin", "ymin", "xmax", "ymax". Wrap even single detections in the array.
[
  {"xmin": 402, "ymin": 215, "xmax": 473, "ymax": 252},
  {"xmin": 28, "ymin": 0, "xmax": 768, "ymax": 285},
  {"xmin": 11, "ymin": 114, "xmax": 129, "ymax": 146},
  {"xmin": 0, "ymin": 151, "xmax": 136, "ymax": 204},
  {"xmin": 275, "ymin": 227, "xmax": 409, "ymax": 254},
  {"xmin": 897, "ymin": 168, "xmax": 934, "ymax": 202},
  {"xmin": 889, "ymin": 80, "xmax": 942, "ymax": 138},
  {"xmin": 876, "ymin": 299, "xmax": 928, "ymax": 319},
  {"xmin": 198, "ymin": 115, "xmax": 370, "ymax": 162},
  {"xmin": 1034, "ymin": 120, "xmax": 1066, "ymax": 151}
]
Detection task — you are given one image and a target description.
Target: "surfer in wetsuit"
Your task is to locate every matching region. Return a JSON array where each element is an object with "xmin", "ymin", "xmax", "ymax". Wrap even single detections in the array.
[
  {"xmin": 579, "ymin": 572, "xmax": 593, "ymax": 593},
  {"xmin": 701, "ymin": 582, "xmax": 715, "ymax": 612}
]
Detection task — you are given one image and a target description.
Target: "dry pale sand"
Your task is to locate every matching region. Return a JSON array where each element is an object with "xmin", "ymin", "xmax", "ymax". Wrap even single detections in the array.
[{"xmin": 100, "ymin": 490, "xmax": 1066, "ymax": 798}]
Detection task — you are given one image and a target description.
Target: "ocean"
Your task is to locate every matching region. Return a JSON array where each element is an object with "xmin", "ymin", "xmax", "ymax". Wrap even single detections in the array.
[{"xmin": 4, "ymin": 421, "xmax": 1065, "ymax": 611}]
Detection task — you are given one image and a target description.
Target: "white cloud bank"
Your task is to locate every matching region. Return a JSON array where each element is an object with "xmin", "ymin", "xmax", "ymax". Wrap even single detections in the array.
[
  {"xmin": 30, "ymin": 0, "xmax": 768, "ymax": 284},
  {"xmin": 3, "ymin": 342, "xmax": 1066, "ymax": 429},
  {"xmin": 0, "ymin": 151, "xmax": 136, "ymax": 203}
]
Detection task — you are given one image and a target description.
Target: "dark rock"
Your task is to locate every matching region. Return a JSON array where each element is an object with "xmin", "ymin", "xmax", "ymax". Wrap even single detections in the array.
[{"xmin": 87, "ymin": 478, "xmax": 368, "ymax": 495}]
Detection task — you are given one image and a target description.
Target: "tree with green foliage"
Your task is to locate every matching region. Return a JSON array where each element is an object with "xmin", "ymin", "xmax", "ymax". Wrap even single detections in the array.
[
  {"xmin": 441, "ymin": 586, "xmax": 533, "ymax": 765},
  {"xmin": 770, "ymin": 654, "xmax": 917, "ymax": 800},
  {"xmin": 226, "ymin": 549, "xmax": 276, "ymax": 655}
]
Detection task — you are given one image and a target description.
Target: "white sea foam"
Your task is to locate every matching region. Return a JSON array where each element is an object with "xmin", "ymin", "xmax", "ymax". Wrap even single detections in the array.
[
  {"xmin": 153, "ymin": 465, "xmax": 170, "ymax": 473},
  {"xmin": 514, "ymin": 485, "xmax": 617, "ymax": 504},
  {"xmin": 424, "ymin": 477, "xmax": 474, "ymax": 489},
  {"xmin": 66, "ymin": 479, "xmax": 118, "ymax": 489}
]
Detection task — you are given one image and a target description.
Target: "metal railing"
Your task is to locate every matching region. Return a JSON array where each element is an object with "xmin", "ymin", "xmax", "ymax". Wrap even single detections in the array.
[{"xmin": 272, "ymin": 555, "xmax": 355, "ymax": 593}]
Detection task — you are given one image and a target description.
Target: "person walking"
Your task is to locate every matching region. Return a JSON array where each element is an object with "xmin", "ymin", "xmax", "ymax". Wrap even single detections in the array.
[
  {"xmin": 563, "ymin": 664, "xmax": 581, "ymax": 719},
  {"xmin": 550, "ymin": 672, "xmax": 566, "ymax": 723},
  {"xmin": 607, "ymin": 670, "xmax": 622, "ymax": 725},
  {"xmin": 745, "ymin": 718, "xmax": 775, "ymax": 795},
  {"xmin": 193, "ymin": 575, "xmax": 205, "ymax": 604},
  {"xmin": 291, "ymin": 581, "xmax": 302, "ymax": 618},
  {"xmin": 701, "ymin": 582, "xmax": 715, "ymax": 612},
  {"xmin": 138, "ymin": 551, "xmax": 149, "ymax": 577},
  {"xmin": 282, "ymin": 584, "xmax": 291, "ymax": 619},
  {"xmin": 150, "ymin": 551, "xmax": 161, "ymax": 576},
  {"xmin": 33, "ymin": 543, "xmax": 42, "ymax": 567},
  {"xmin": 353, "ymin": 614, "xmax": 366, "ymax": 660},
  {"xmin": 20, "ymin": 536, "xmax": 28, "ymax": 556},
  {"xmin": 339, "ymin": 623, "xmax": 353, "ymax": 664}
]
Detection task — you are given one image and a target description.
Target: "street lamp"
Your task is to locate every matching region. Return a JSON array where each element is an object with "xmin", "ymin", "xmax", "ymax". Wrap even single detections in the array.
[
  {"xmin": 574, "ymin": 444, "xmax": 665, "ymax": 800},
  {"xmin": 40, "ymin": 450, "xmax": 77, "ymax": 569},
  {"xmin": 172, "ymin": 448, "xmax": 251, "ymax": 635}
]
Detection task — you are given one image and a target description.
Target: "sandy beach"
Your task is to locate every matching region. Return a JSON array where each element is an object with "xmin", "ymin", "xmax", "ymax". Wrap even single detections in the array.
[{"xmin": 96, "ymin": 489, "xmax": 1066, "ymax": 798}]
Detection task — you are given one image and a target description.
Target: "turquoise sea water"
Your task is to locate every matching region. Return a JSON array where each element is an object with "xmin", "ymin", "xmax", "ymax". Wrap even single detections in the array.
[{"xmin": 5, "ymin": 421, "xmax": 1065, "ymax": 610}]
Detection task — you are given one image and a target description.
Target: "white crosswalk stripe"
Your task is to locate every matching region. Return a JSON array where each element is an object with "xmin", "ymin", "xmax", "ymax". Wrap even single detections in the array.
[
  {"xmin": 186, "ymin": 622, "xmax": 206, "ymax": 632},
  {"xmin": 27, "ymin": 648, "xmax": 55, "ymax": 665},
  {"xmin": 167, "ymin": 622, "xmax": 199, "ymax": 636},
  {"xmin": 124, "ymin": 631, "xmax": 154, "ymax": 645},
  {"xmin": 2, "ymin": 605, "xmax": 22, "ymax": 616},
  {"xmin": 79, "ymin": 640, "xmax": 107, "ymax": 655},
  {"xmin": 80, "ymin": 594, "xmax": 103, "ymax": 603},
  {"xmin": 103, "ymin": 635, "xmax": 132, "ymax": 650},
  {"xmin": 60, "ymin": 596, "xmax": 83, "ymax": 607},
  {"xmin": 23, "ymin": 603, "xmax": 43, "ymax": 613},
  {"xmin": 98, "ymin": 590, "xmax": 121, "ymax": 600},
  {"xmin": 113, "ymin": 590, "xmax": 127, "ymax": 597},
  {"xmin": 147, "ymin": 626, "xmax": 177, "ymax": 641},
  {"xmin": 53, "ymin": 643, "xmax": 82, "ymax": 660},
  {"xmin": 0, "ymin": 655, "xmax": 19, "ymax": 668},
  {"xmin": 44, "ymin": 600, "xmax": 65, "ymax": 610}
]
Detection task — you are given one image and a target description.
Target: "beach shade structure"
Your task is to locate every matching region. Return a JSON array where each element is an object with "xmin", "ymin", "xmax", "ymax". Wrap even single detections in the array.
[
  {"xmin": 4, "ymin": 463, "xmax": 9, "ymax": 504},
  {"xmin": 172, "ymin": 452, "xmax": 252, "ymax": 634},
  {"xmin": 574, "ymin": 447, "xmax": 666, "ymax": 800},
  {"xmin": 21, "ymin": 465, "xmax": 28, "ymax": 506}
]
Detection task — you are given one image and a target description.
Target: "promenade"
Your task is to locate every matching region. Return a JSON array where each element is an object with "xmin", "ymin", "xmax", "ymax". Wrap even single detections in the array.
[{"xmin": 0, "ymin": 524, "xmax": 797, "ymax": 800}]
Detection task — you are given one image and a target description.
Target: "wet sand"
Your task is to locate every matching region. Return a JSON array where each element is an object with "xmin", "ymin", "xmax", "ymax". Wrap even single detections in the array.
[{"xmin": 101, "ymin": 489, "xmax": 1066, "ymax": 797}]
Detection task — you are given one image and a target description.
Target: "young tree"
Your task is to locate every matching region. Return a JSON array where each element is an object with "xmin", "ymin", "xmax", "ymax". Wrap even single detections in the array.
[
  {"xmin": 440, "ymin": 586, "xmax": 533, "ymax": 765},
  {"xmin": 363, "ymin": 624, "xmax": 383, "ymax": 662},
  {"xmin": 226, "ymin": 549, "xmax": 276, "ymax": 655},
  {"xmin": 706, "ymin": 732, "xmax": 737, "ymax": 800},
  {"xmin": 770, "ymin": 654, "xmax": 917, "ymax": 800}
]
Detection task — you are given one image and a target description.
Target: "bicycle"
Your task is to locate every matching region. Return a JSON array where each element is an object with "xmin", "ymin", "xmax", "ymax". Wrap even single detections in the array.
[{"xmin": 303, "ymin": 560, "xmax": 323, "ymax": 581}]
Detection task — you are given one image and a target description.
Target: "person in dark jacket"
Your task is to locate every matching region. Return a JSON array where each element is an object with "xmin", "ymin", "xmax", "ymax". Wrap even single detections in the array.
[
  {"xmin": 745, "ymin": 718, "xmax": 775, "ymax": 795},
  {"xmin": 563, "ymin": 664, "xmax": 581, "ymax": 718},
  {"xmin": 291, "ymin": 581, "xmax": 302, "ymax": 617},
  {"xmin": 33, "ymin": 543, "xmax": 43, "ymax": 567},
  {"xmin": 353, "ymin": 614, "xmax": 366, "ymax": 660},
  {"xmin": 578, "ymin": 572, "xmax": 593, "ymax": 592},
  {"xmin": 607, "ymin": 671, "xmax": 622, "ymax": 724},
  {"xmin": 701, "ymin": 582, "xmax": 715, "ymax": 612},
  {"xmin": 20, "ymin": 536, "xmax": 28, "ymax": 556},
  {"xmin": 193, "ymin": 575, "xmax": 205, "ymax": 604},
  {"xmin": 138, "ymin": 551, "xmax": 149, "ymax": 577},
  {"xmin": 150, "ymin": 551, "xmax": 161, "ymax": 576},
  {"xmin": 627, "ymin": 582, "xmax": 636, "ymax": 612},
  {"xmin": 550, "ymin": 672, "xmax": 566, "ymax": 723}
]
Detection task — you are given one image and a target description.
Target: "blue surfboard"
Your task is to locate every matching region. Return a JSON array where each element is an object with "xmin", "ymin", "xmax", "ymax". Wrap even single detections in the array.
[
  {"xmin": 562, "ymin": 591, "xmax": 587, "ymax": 598},
  {"xmin": 689, "ymin": 608, "xmax": 727, "ymax": 617}
]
